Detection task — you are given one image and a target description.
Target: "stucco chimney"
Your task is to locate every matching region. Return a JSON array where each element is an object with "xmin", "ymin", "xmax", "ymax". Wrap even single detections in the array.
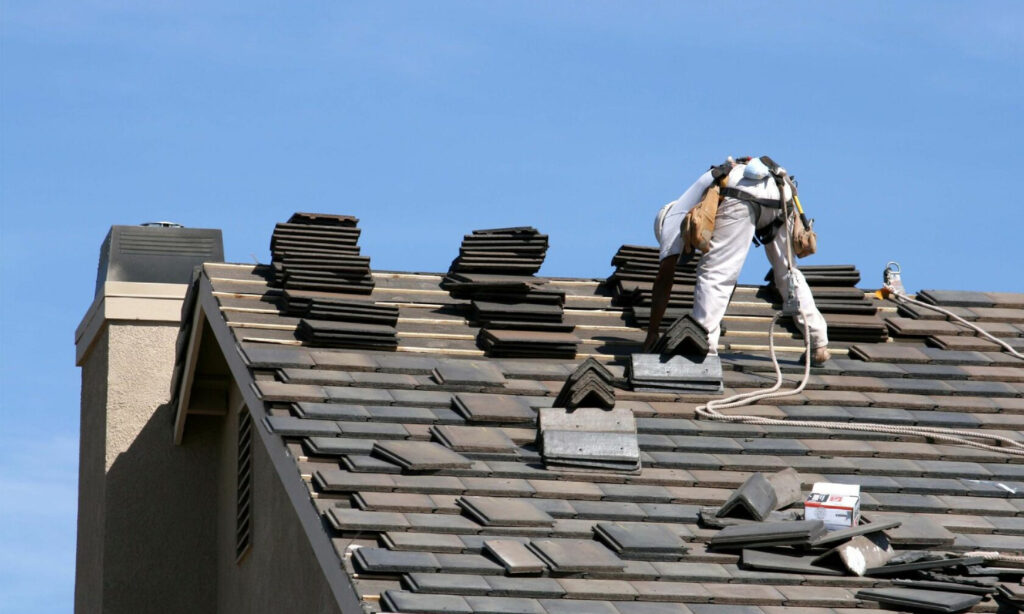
[{"xmin": 74, "ymin": 224, "xmax": 223, "ymax": 614}]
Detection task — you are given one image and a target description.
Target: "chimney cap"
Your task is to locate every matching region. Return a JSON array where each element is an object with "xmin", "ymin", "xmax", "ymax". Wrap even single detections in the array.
[{"xmin": 95, "ymin": 225, "xmax": 224, "ymax": 296}]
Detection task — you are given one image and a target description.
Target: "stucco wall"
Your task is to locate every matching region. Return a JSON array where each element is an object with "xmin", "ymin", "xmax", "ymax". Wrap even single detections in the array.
[
  {"xmin": 77, "ymin": 313, "xmax": 347, "ymax": 613},
  {"xmin": 76, "ymin": 322, "xmax": 220, "ymax": 614},
  {"xmin": 75, "ymin": 330, "xmax": 108, "ymax": 614},
  {"xmin": 215, "ymin": 385, "xmax": 345, "ymax": 614}
]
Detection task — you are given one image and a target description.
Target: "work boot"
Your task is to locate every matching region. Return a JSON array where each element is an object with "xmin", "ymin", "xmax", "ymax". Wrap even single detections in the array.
[{"xmin": 801, "ymin": 346, "xmax": 831, "ymax": 367}]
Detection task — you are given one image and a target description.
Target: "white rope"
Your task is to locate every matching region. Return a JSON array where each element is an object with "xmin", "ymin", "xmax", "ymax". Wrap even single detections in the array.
[
  {"xmin": 695, "ymin": 314, "xmax": 1024, "ymax": 456},
  {"xmin": 887, "ymin": 290, "xmax": 1024, "ymax": 360},
  {"xmin": 694, "ymin": 200, "xmax": 1024, "ymax": 457},
  {"xmin": 684, "ymin": 182, "xmax": 1024, "ymax": 564}
]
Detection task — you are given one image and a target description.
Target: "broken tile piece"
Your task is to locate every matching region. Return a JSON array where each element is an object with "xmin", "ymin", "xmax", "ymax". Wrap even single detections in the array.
[
  {"xmin": 709, "ymin": 520, "xmax": 826, "ymax": 549},
  {"xmin": 716, "ymin": 472, "xmax": 777, "ymax": 521},
  {"xmin": 741, "ymin": 548, "xmax": 844, "ymax": 577}
]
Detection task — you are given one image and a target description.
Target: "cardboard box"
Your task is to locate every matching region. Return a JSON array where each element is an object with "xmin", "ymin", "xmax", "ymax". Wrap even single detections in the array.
[{"xmin": 805, "ymin": 482, "xmax": 860, "ymax": 530}]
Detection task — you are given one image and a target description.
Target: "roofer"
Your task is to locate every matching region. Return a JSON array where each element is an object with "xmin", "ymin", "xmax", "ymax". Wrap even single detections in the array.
[{"xmin": 643, "ymin": 156, "xmax": 831, "ymax": 366}]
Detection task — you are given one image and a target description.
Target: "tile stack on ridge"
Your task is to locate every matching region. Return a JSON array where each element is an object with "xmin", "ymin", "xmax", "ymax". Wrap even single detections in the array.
[
  {"xmin": 269, "ymin": 212, "xmax": 398, "ymax": 350},
  {"xmin": 763, "ymin": 264, "xmax": 876, "ymax": 315},
  {"xmin": 628, "ymin": 314, "xmax": 724, "ymax": 394},
  {"xmin": 538, "ymin": 360, "xmax": 641, "ymax": 473},
  {"xmin": 607, "ymin": 244, "xmax": 699, "ymax": 329},
  {"xmin": 442, "ymin": 227, "xmax": 579, "ymax": 358},
  {"xmin": 763, "ymin": 264, "xmax": 889, "ymax": 343},
  {"xmin": 551, "ymin": 357, "xmax": 617, "ymax": 411},
  {"xmin": 270, "ymin": 212, "xmax": 374, "ymax": 294},
  {"xmin": 446, "ymin": 226, "xmax": 548, "ymax": 275}
]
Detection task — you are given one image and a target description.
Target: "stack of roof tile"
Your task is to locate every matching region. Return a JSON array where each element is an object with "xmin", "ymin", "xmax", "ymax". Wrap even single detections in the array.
[
  {"xmin": 269, "ymin": 212, "xmax": 374, "ymax": 294},
  {"xmin": 446, "ymin": 227, "xmax": 549, "ymax": 274},
  {"xmin": 539, "ymin": 364, "xmax": 639, "ymax": 473},
  {"xmin": 295, "ymin": 319, "xmax": 398, "ymax": 350},
  {"xmin": 551, "ymin": 358, "xmax": 617, "ymax": 410},
  {"xmin": 628, "ymin": 353, "xmax": 723, "ymax": 393},
  {"xmin": 764, "ymin": 264, "xmax": 876, "ymax": 313},
  {"xmin": 477, "ymin": 328, "xmax": 579, "ymax": 358},
  {"xmin": 607, "ymin": 245, "xmax": 698, "ymax": 328},
  {"xmin": 282, "ymin": 290, "xmax": 398, "ymax": 326},
  {"xmin": 593, "ymin": 522, "xmax": 689, "ymax": 560},
  {"xmin": 443, "ymin": 227, "xmax": 579, "ymax": 358},
  {"xmin": 538, "ymin": 407, "xmax": 641, "ymax": 473},
  {"xmin": 650, "ymin": 313, "xmax": 710, "ymax": 356},
  {"xmin": 269, "ymin": 212, "xmax": 398, "ymax": 350},
  {"xmin": 763, "ymin": 264, "xmax": 889, "ymax": 342}
]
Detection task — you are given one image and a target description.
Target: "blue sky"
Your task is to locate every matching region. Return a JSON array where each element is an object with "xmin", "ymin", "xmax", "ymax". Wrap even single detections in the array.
[{"xmin": 1, "ymin": 2, "xmax": 1021, "ymax": 612}]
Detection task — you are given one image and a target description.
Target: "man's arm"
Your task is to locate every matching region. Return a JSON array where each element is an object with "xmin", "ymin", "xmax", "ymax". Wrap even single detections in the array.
[{"xmin": 642, "ymin": 255, "xmax": 678, "ymax": 352}]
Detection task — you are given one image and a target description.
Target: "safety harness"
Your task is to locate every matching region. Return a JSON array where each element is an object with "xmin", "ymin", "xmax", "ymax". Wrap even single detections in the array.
[
  {"xmin": 680, "ymin": 156, "xmax": 817, "ymax": 260},
  {"xmin": 718, "ymin": 156, "xmax": 816, "ymax": 255}
]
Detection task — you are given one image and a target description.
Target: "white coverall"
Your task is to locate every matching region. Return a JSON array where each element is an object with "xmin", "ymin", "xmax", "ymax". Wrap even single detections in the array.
[{"xmin": 656, "ymin": 164, "xmax": 829, "ymax": 352}]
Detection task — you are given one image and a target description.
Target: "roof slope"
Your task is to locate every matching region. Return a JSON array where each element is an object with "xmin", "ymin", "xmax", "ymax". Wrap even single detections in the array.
[{"xmin": 183, "ymin": 257, "xmax": 1024, "ymax": 614}]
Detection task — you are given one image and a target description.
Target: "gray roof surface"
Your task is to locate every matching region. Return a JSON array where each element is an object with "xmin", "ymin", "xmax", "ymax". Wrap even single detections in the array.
[{"xmin": 189, "ymin": 257, "xmax": 1024, "ymax": 614}]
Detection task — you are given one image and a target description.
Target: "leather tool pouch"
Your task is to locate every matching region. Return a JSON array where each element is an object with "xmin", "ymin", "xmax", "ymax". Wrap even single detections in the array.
[
  {"xmin": 792, "ymin": 213, "xmax": 817, "ymax": 258},
  {"xmin": 682, "ymin": 180, "xmax": 724, "ymax": 254}
]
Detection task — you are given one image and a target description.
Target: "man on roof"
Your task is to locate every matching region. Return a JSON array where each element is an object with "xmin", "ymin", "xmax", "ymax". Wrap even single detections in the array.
[{"xmin": 642, "ymin": 156, "xmax": 831, "ymax": 366}]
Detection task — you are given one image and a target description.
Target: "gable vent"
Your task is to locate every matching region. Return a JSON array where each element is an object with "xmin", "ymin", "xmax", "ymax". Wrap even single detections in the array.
[{"xmin": 235, "ymin": 407, "xmax": 253, "ymax": 562}]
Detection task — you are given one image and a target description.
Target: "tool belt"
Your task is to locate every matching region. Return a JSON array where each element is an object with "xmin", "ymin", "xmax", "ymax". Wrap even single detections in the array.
[{"xmin": 681, "ymin": 165, "xmax": 731, "ymax": 255}]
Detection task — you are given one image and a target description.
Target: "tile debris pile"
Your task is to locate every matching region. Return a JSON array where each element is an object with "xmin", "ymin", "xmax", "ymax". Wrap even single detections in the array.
[
  {"xmin": 697, "ymin": 469, "xmax": 1021, "ymax": 612},
  {"xmin": 442, "ymin": 227, "xmax": 580, "ymax": 359},
  {"xmin": 188, "ymin": 217, "xmax": 1024, "ymax": 613}
]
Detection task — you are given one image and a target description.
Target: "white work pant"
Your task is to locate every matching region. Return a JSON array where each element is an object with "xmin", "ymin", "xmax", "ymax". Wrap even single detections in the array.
[{"xmin": 691, "ymin": 199, "xmax": 829, "ymax": 352}]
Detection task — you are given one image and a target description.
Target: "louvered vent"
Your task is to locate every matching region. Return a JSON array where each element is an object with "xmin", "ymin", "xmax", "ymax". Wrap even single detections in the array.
[{"xmin": 235, "ymin": 408, "xmax": 253, "ymax": 562}]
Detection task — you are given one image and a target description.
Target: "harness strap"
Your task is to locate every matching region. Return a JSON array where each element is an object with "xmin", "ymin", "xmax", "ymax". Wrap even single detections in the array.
[{"xmin": 720, "ymin": 187, "xmax": 794, "ymax": 209}]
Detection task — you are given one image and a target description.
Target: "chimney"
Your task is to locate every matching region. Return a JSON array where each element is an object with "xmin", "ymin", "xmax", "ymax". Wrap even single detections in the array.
[{"xmin": 74, "ymin": 224, "xmax": 223, "ymax": 613}]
